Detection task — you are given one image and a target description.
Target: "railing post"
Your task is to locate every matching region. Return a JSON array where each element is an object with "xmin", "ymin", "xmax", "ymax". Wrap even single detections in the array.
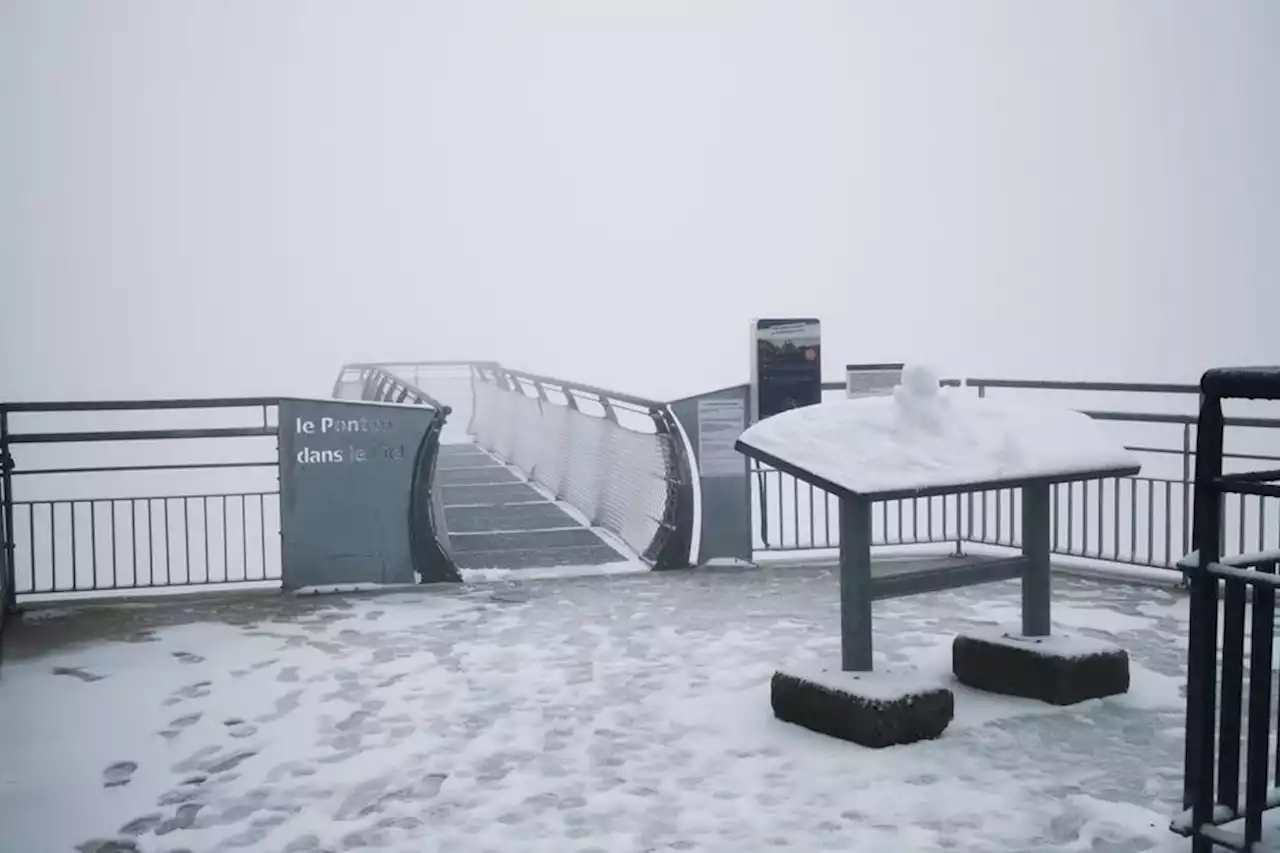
[
  {"xmin": 965, "ymin": 387, "xmax": 984, "ymax": 551},
  {"xmin": 1184, "ymin": 393, "xmax": 1223, "ymax": 820},
  {"xmin": 757, "ymin": 469, "xmax": 771, "ymax": 548},
  {"xmin": 1181, "ymin": 422, "xmax": 1193, "ymax": 580},
  {"xmin": 649, "ymin": 406, "xmax": 695, "ymax": 569},
  {"xmin": 0, "ymin": 408, "xmax": 15, "ymax": 614},
  {"xmin": 467, "ymin": 366, "xmax": 481, "ymax": 436}
]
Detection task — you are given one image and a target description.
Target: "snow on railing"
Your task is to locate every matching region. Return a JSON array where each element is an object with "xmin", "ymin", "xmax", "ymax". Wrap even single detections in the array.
[
  {"xmin": 335, "ymin": 363, "xmax": 1280, "ymax": 575},
  {"xmin": 467, "ymin": 365, "xmax": 692, "ymax": 570},
  {"xmin": 753, "ymin": 379, "xmax": 1280, "ymax": 571}
]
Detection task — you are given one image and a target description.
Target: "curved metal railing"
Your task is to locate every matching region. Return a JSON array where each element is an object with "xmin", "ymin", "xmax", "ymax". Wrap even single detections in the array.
[
  {"xmin": 468, "ymin": 364, "xmax": 693, "ymax": 569},
  {"xmin": 332, "ymin": 364, "xmax": 458, "ymax": 581},
  {"xmin": 333, "ymin": 364, "xmax": 454, "ymax": 412}
]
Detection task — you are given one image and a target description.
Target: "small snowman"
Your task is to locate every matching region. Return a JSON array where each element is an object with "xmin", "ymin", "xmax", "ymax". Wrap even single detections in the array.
[{"xmin": 893, "ymin": 364, "xmax": 945, "ymax": 431}]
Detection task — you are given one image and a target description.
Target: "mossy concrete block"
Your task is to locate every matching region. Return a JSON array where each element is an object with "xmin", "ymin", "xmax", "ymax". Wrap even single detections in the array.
[
  {"xmin": 952, "ymin": 628, "xmax": 1130, "ymax": 706},
  {"xmin": 770, "ymin": 668, "xmax": 954, "ymax": 748}
]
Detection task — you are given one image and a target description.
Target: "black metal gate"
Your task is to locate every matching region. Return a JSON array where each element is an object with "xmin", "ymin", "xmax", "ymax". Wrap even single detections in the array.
[{"xmin": 1178, "ymin": 367, "xmax": 1280, "ymax": 851}]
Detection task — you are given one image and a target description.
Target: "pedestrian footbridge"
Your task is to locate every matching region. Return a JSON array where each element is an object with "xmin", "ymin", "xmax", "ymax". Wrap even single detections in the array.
[
  {"xmin": 331, "ymin": 361, "xmax": 693, "ymax": 576},
  {"xmin": 436, "ymin": 443, "xmax": 630, "ymax": 571}
]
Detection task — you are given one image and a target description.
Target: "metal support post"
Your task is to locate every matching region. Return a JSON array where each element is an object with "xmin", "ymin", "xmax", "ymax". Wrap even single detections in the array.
[
  {"xmin": 1021, "ymin": 481, "xmax": 1052, "ymax": 637},
  {"xmin": 839, "ymin": 495, "xmax": 875, "ymax": 671}
]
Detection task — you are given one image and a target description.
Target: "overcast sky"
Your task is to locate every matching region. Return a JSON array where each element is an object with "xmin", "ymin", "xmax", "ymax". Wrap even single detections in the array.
[{"xmin": 2, "ymin": 1, "xmax": 1277, "ymax": 402}]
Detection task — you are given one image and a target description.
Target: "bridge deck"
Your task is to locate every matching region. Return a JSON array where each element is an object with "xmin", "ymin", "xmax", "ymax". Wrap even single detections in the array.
[{"xmin": 436, "ymin": 443, "xmax": 629, "ymax": 571}]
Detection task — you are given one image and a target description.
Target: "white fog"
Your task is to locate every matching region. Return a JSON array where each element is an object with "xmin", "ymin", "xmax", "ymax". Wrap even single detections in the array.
[{"xmin": 2, "ymin": 1, "xmax": 1277, "ymax": 402}]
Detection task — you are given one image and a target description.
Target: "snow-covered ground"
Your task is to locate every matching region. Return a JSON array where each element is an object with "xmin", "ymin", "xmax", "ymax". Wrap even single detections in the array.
[{"xmin": 0, "ymin": 568, "xmax": 1193, "ymax": 852}]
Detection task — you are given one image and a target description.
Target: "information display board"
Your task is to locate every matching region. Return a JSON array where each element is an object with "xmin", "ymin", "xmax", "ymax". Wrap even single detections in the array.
[
  {"xmin": 750, "ymin": 318, "xmax": 822, "ymax": 423},
  {"xmin": 696, "ymin": 397, "xmax": 747, "ymax": 478},
  {"xmin": 845, "ymin": 363, "xmax": 904, "ymax": 399}
]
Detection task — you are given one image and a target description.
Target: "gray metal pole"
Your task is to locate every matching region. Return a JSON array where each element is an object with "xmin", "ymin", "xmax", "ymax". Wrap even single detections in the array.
[
  {"xmin": 0, "ymin": 410, "xmax": 15, "ymax": 613},
  {"xmin": 840, "ymin": 495, "xmax": 875, "ymax": 671},
  {"xmin": 1021, "ymin": 482, "xmax": 1052, "ymax": 636}
]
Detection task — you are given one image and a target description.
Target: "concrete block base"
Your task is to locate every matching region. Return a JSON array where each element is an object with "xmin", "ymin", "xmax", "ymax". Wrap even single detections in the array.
[
  {"xmin": 771, "ymin": 667, "xmax": 955, "ymax": 748},
  {"xmin": 952, "ymin": 628, "xmax": 1130, "ymax": 706}
]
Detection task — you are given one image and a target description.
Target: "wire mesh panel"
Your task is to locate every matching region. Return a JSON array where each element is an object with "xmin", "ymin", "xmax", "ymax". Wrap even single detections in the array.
[
  {"xmin": 597, "ymin": 425, "xmax": 681, "ymax": 559},
  {"xmin": 468, "ymin": 370, "xmax": 687, "ymax": 566}
]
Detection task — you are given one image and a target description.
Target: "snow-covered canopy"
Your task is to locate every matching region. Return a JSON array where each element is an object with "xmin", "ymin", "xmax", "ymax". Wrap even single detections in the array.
[{"xmin": 736, "ymin": 365, "xmax": 1141, "ymax": 498}]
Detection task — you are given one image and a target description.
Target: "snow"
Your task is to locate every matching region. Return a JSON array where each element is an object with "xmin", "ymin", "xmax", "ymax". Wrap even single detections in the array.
[
  {"xmin": 957, "ymin": 626, "xmax": 1123, "ymax": 660},
  {"xmin": 0, "ymin": 570, "xmax": 1193, "ymax": 853},
  {"xmin": 699, "ymin": 558, "xmax": 757, "ymax": 569},
  {"xmin": 1177, "ymin": 547, "xmax": 1280, "ymax": 571},
  {"xmin": 780, "ymin": 665, "xmax": 949, "ymax": 702},
  {"xmin": 737, "ymin": 363, "xmax": 1141, "ymax": 496},
  {"xmin": 1169, "ymin": 802, "xmax": 1235, "ymax": 834},
  {"xmin": 458, "ymin": 562, "xmax": 649, "ymax": 583},
  {"xmin": 1169, "ymin": 787, "xmax": 1280, "ymax": 847}
]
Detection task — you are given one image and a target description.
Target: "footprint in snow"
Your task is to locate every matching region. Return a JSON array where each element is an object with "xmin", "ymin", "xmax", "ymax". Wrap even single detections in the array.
[
  {"xmin": 158, "ymin": 712, "xmax": 203, "ymax": 740},
  {"xmin": 52, "ymin": 666, "xmax": 105, "ymax": 683},
  {"xmin": 223, "ymin": 718, "xmax": 259, "ymax": 739},
  {"xmin": 103, "ymin": 761, "xmax": 138, "ymax": 788},
  {"xmin": 166, "ymin": 681, "xmax": 213, "ymax": 704}
]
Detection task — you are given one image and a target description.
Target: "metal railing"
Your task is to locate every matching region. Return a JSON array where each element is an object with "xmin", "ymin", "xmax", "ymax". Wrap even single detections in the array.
[
  {"xmin": 752, "ymin": 378, "xmax": 1280, "ymax": 571},
  {"xmin": 468, "ymin": 364, "xmax": 693, "ymax": 569},
  {"xmin": 332, "ymin": 363, "xmax": 454, "ymax": 411},
  {"xmin": 1178, "ymin": 367, "xmax": 1280, "ymax": 852},
  {"xmin": 1, "ymin": 406, "xmax": 12, "ymax": 624},
  {"xmin": 0, "ymin": 398, "xmax": 282, "ymax": 598}
]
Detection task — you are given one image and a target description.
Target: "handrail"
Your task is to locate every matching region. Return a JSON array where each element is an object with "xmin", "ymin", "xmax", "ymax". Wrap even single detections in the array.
[
  {"xmin": 966, "ymin": 377, "xmax": 1201, "ymax": 395},
  {"xmin": 466, "ymin": 362, "xmax": 693, "ymax": 569},
  {"xmin": 343, "ymin": 365, "xmax": 452, "ymax": 413},
  {"xmin": 0, "ymin": 397, "xmax": 280, "ymax": 413},
  {"xmin": 347, "ymin": 360, "xmax": 503, "ymax": 369},
  {"xmin": 1080, "ymin": 410, "xmax": 1280, "ymax": 430},
  {"xmin": 820, "ymin": 378, "xmax": 963, "ymax": 391},
  {"xmin": 491, "ymin": 366, "xmax": 668, "ymax": 412}
]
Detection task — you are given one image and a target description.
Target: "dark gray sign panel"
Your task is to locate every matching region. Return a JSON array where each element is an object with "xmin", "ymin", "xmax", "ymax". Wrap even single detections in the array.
[
  {"xmin": 751, "ymin": 318, "xmax": 822, "ymax": 422},
  {"xmin": 278, "ymin": 398, "xmax": 458, "ymax": 590},
  {"xmin": 669, "ymin": 384, "xmax": 753, "ymax": 565}
]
